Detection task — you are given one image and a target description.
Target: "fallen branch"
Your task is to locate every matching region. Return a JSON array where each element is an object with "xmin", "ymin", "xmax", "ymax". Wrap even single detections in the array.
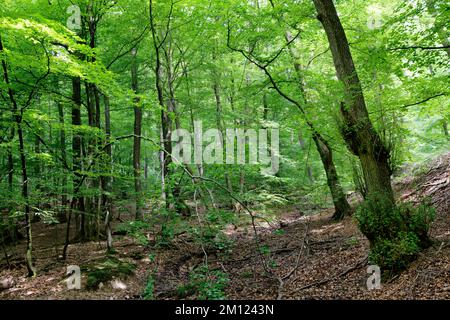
[{"xmin": 277, "ymin": 219, "xmax": 310, "ymax": 300}]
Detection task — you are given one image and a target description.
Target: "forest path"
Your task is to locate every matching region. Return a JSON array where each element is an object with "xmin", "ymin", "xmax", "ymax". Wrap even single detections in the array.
[{"xmin": 0, "ymin": 153, "xmax": 449, "ymax": 300}]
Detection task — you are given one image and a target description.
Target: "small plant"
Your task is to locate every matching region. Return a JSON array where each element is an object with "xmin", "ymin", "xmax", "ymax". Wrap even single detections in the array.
[
  {"xmin": 116, "ymin": 220, "xmax": 151, "ymax": 246},
  {"xmin": 241, "ymin": 270, "xmax": 253, "ymax": 278},
  {"xmin": 156, "ymin": 209, "xmax": 180, "ymax": 248},
  {"xmin": 143, "ymin": 274, "xmax": 155, "ymax": 300},
  {"xmin": 177, "ymin": 265, "xmax": 229, "ymax": 300},
  {"xmin": 142, "ymin": 253, "xmax": 158, "ymax": 300},
  {"xmin": 344, "ymin": 236, "xmax": 359, "ymax": 247},
  {"xmin": 259, "ymin": 244, "xmax": 271, "ymax": 256},
  {"xmin": 273, "ymin": 229, "xmax": 285, "ymax": 236},
  {"xmin": 190, "ymin": 209, "xmax": 236, "ymax": 252}
]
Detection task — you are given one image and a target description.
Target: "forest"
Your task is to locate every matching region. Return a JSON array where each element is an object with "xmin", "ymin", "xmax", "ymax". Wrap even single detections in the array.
[{"xmin": 0, "ymin": 0, "xmax": 449, "ymax": 301}]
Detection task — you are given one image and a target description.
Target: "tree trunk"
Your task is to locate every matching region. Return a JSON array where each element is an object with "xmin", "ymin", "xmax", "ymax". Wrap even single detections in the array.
[
  {"xmin": 150, "ymin": 1, "xmax": 173, "ymax": 208},
  {"xmin": 213, "ymin": 74, "xmax": 233, "ymax": 192},
  {"xmin": 284, "ymin": 30, "xmax": 351, "ymax": 219},
  {"xmin": 7, "ymin": 126, "xmax": 14, "ymax": 192},
  {"xmin": 312, "ymin": 133, "xmax": 351, "ymax": 220},
  {"xmin": 313, "ymin": 0, "xmax": 394, "ymax": 203},
  {"xmin": 63, "ymin": 76, "xmax": 84, "ymax": 259},
  {"xmin": 57, "ymin": 101, "xmax": 68, "ymax": 223},
  {"xmin": 17, "ymin": 122, "xmax": 36, "ymax": 276},
  {"xmin": 103, "ymin": 95, "xmax": 112, "ymax": 208},
  {"xmin": 131, "ymin": 48, "xmax": 143, "ymax": 220}
]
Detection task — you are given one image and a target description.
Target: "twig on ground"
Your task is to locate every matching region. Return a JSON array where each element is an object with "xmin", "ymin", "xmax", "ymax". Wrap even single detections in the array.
[{"xmin": 294, "ymin": 255, "xmax": 368, "ymax": 292}]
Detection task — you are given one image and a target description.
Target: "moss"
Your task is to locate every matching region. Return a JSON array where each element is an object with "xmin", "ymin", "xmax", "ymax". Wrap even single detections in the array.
[
  {"xmin": 82, "ymin": 257, "xmax": 136, "ymax": 290},
  {"xmin": 354, "ymin": 194, "xmax": 435, "ymax": 275}
]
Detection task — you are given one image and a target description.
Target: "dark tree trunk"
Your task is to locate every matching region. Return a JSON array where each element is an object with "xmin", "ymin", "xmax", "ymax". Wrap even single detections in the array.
[
  {"xmin": 7, "ymin": 126, "xmax": 14, "ymax": 192},
  {"xmin": 284, "ymin": 30, "xmax": 350, "ymax": 219},
  {"xmin": 443, "ymin": 119, "xmax": 449, "ymax": 137},
  {"xmin": 312, "ymin": 133, "xmax": 351, "ymax": 220},
  {"xmin": 57, "ymin": 101, "xmax": 68, "ymax": 223},
  {"xmin": 313, "ymin": 0, "xmax": 394, "ymax": 203},
  {"xmin": 213, "ymin": 74, "xmax": 232, "ymax": 192},
  {"xmin": 64, "ymin": 76, "xmax": 84, "ymax": 256},
  {"xmin": 17, "ymin": 121, "xmax": 35, "ymax": 276},
  {"xmin": 150, "ymin": 1, "xmax": 173, "ymax": 208},
  {"xmin": 103, "ymin": 95, "xmax": 112, "ymax": 208},
  {"xmin": 131, "ymin": 48, "xmax": 143, "ymax": 220}
]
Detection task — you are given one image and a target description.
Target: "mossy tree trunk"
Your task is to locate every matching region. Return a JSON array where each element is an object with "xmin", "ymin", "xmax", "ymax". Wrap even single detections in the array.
[{"xmin": 313, "ymin": 0, "xmax": 395, "ymax": 204}]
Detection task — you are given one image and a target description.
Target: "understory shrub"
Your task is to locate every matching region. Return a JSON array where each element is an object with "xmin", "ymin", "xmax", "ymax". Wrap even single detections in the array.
[
  {"xmin": 177, "ymin": 265, "xmax": 229, "ymax": 300},
  {"xmin": 354, "ymin": 194, "xmax": 435, "ymax": 274}
]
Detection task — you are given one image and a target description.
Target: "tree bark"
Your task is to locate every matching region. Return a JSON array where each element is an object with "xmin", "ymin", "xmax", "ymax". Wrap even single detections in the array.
[
  {"xmin": 7, "ymin": 126, "xmax": 14, "ymax": 192},
  {"xmin": 150, "ymin": 0, "xmax": 173, "ymax": 208},
  {"xmin": 103, "ymin": 95, "xmax": 112, "ymax": 208},
  {"xmin": 284, "ymin": 30, "xmax": 350, "ymax": 219},
  {"xmin": 312, "ymin": 133, "xmax": 351, "ymax": 220},
  {"xmin": 63, "ymin": 76, "xmax": 84, "ymax": 258},
  {"xmin": 313, "ymin": 0, "xmax": 394, "ymax": 203},
  {"xmin": 57, "ymin": 100, "xmax": 68, "ymax": 223},
  {"xmin": 131, "ymin": 48, "xmax": 143, "ymax": 220}
]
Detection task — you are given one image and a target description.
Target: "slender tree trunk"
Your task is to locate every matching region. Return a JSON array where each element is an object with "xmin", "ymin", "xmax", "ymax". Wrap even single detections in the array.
[
  {"xmin": 212, "ymin": 72, "xmax": 233, "ymax": 192},
  {"xmin": 33, "ymin": 135, "xmax": 41, "ymax": 218},
  {"xmin": 17, "ymin": 122, "xmax": 36, "ymax": 276},
  {"xmin": 131, "ymin": 48, "xmax": 143, "ymax": 220},
  {"xmin": 298, "ymin": 129, "xmax": 314, "ymax": 183},
  {"xmin": 313, "ymin": 0, "xmax": 394, "ymax": 203},
  {"xmin": 7, "ymin": 126, "xmax": 14, "ymax": 192},
  {"xmin": 284, "ymin": 30, "xmax": 351, "ymax": 219},
  {"xmin": 103, "ymin": 95, "xmax": 112, "ymax": 208},
  {"xmin": 58, "ymin": 101, "xmax": 68, "ymax": 223},
  {"xmin": 312, "ymin": 133, "xmax": 351, "ymax": 220},
  {"xmin": 64, "ymin": 76, "xmax": 84, "ymax": 257},
  {"xmin": 150, "ymin": 1, "xmax": 173, "ymax": 208}
]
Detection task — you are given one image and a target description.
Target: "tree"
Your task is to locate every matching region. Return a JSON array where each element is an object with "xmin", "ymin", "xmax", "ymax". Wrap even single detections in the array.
[{"xmin": 313, "ymin": 0, "xmax": 394, "ymax": 203}]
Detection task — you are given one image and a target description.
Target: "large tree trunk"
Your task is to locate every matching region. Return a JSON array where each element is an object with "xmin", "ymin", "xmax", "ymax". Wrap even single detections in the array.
[
  {"xmin": 313, "ymin": 0, "xmax": 394, "ymax": 203},
  {"xmin": 131, "ymin": 48, "xmax": 143, "ymax": 220}
]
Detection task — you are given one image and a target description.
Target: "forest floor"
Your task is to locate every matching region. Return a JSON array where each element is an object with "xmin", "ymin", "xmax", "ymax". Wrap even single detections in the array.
[{"xmin": 0, "ymin": 152, "xmax": 449, "ymax": 300}]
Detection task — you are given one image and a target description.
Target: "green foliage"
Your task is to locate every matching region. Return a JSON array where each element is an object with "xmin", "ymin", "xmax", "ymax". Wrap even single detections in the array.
[
  {"xmin": 83, "ymin": 257, "xmax": 136, "ymax": 290},
  {"xmin": 355, "ymin": 194, "xmax": 435, "ymax": 273},
  {"xmin": 177, "ymin": 265, "xmax": 229, "ymax": 300},
  {"xmin": 189, "ymin": 209, "xmax": 236, "ymax": 251},
  {"xmin": 116, "ymin": 221, "xmax": 150, "ymax": 246},
  {"xmin": 156, "ymin": 209, "xmax": 181, "ymax": 248},
  {"xmin": 143, "ymin": 274, "xmax": 155, "ymax": 300}
]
